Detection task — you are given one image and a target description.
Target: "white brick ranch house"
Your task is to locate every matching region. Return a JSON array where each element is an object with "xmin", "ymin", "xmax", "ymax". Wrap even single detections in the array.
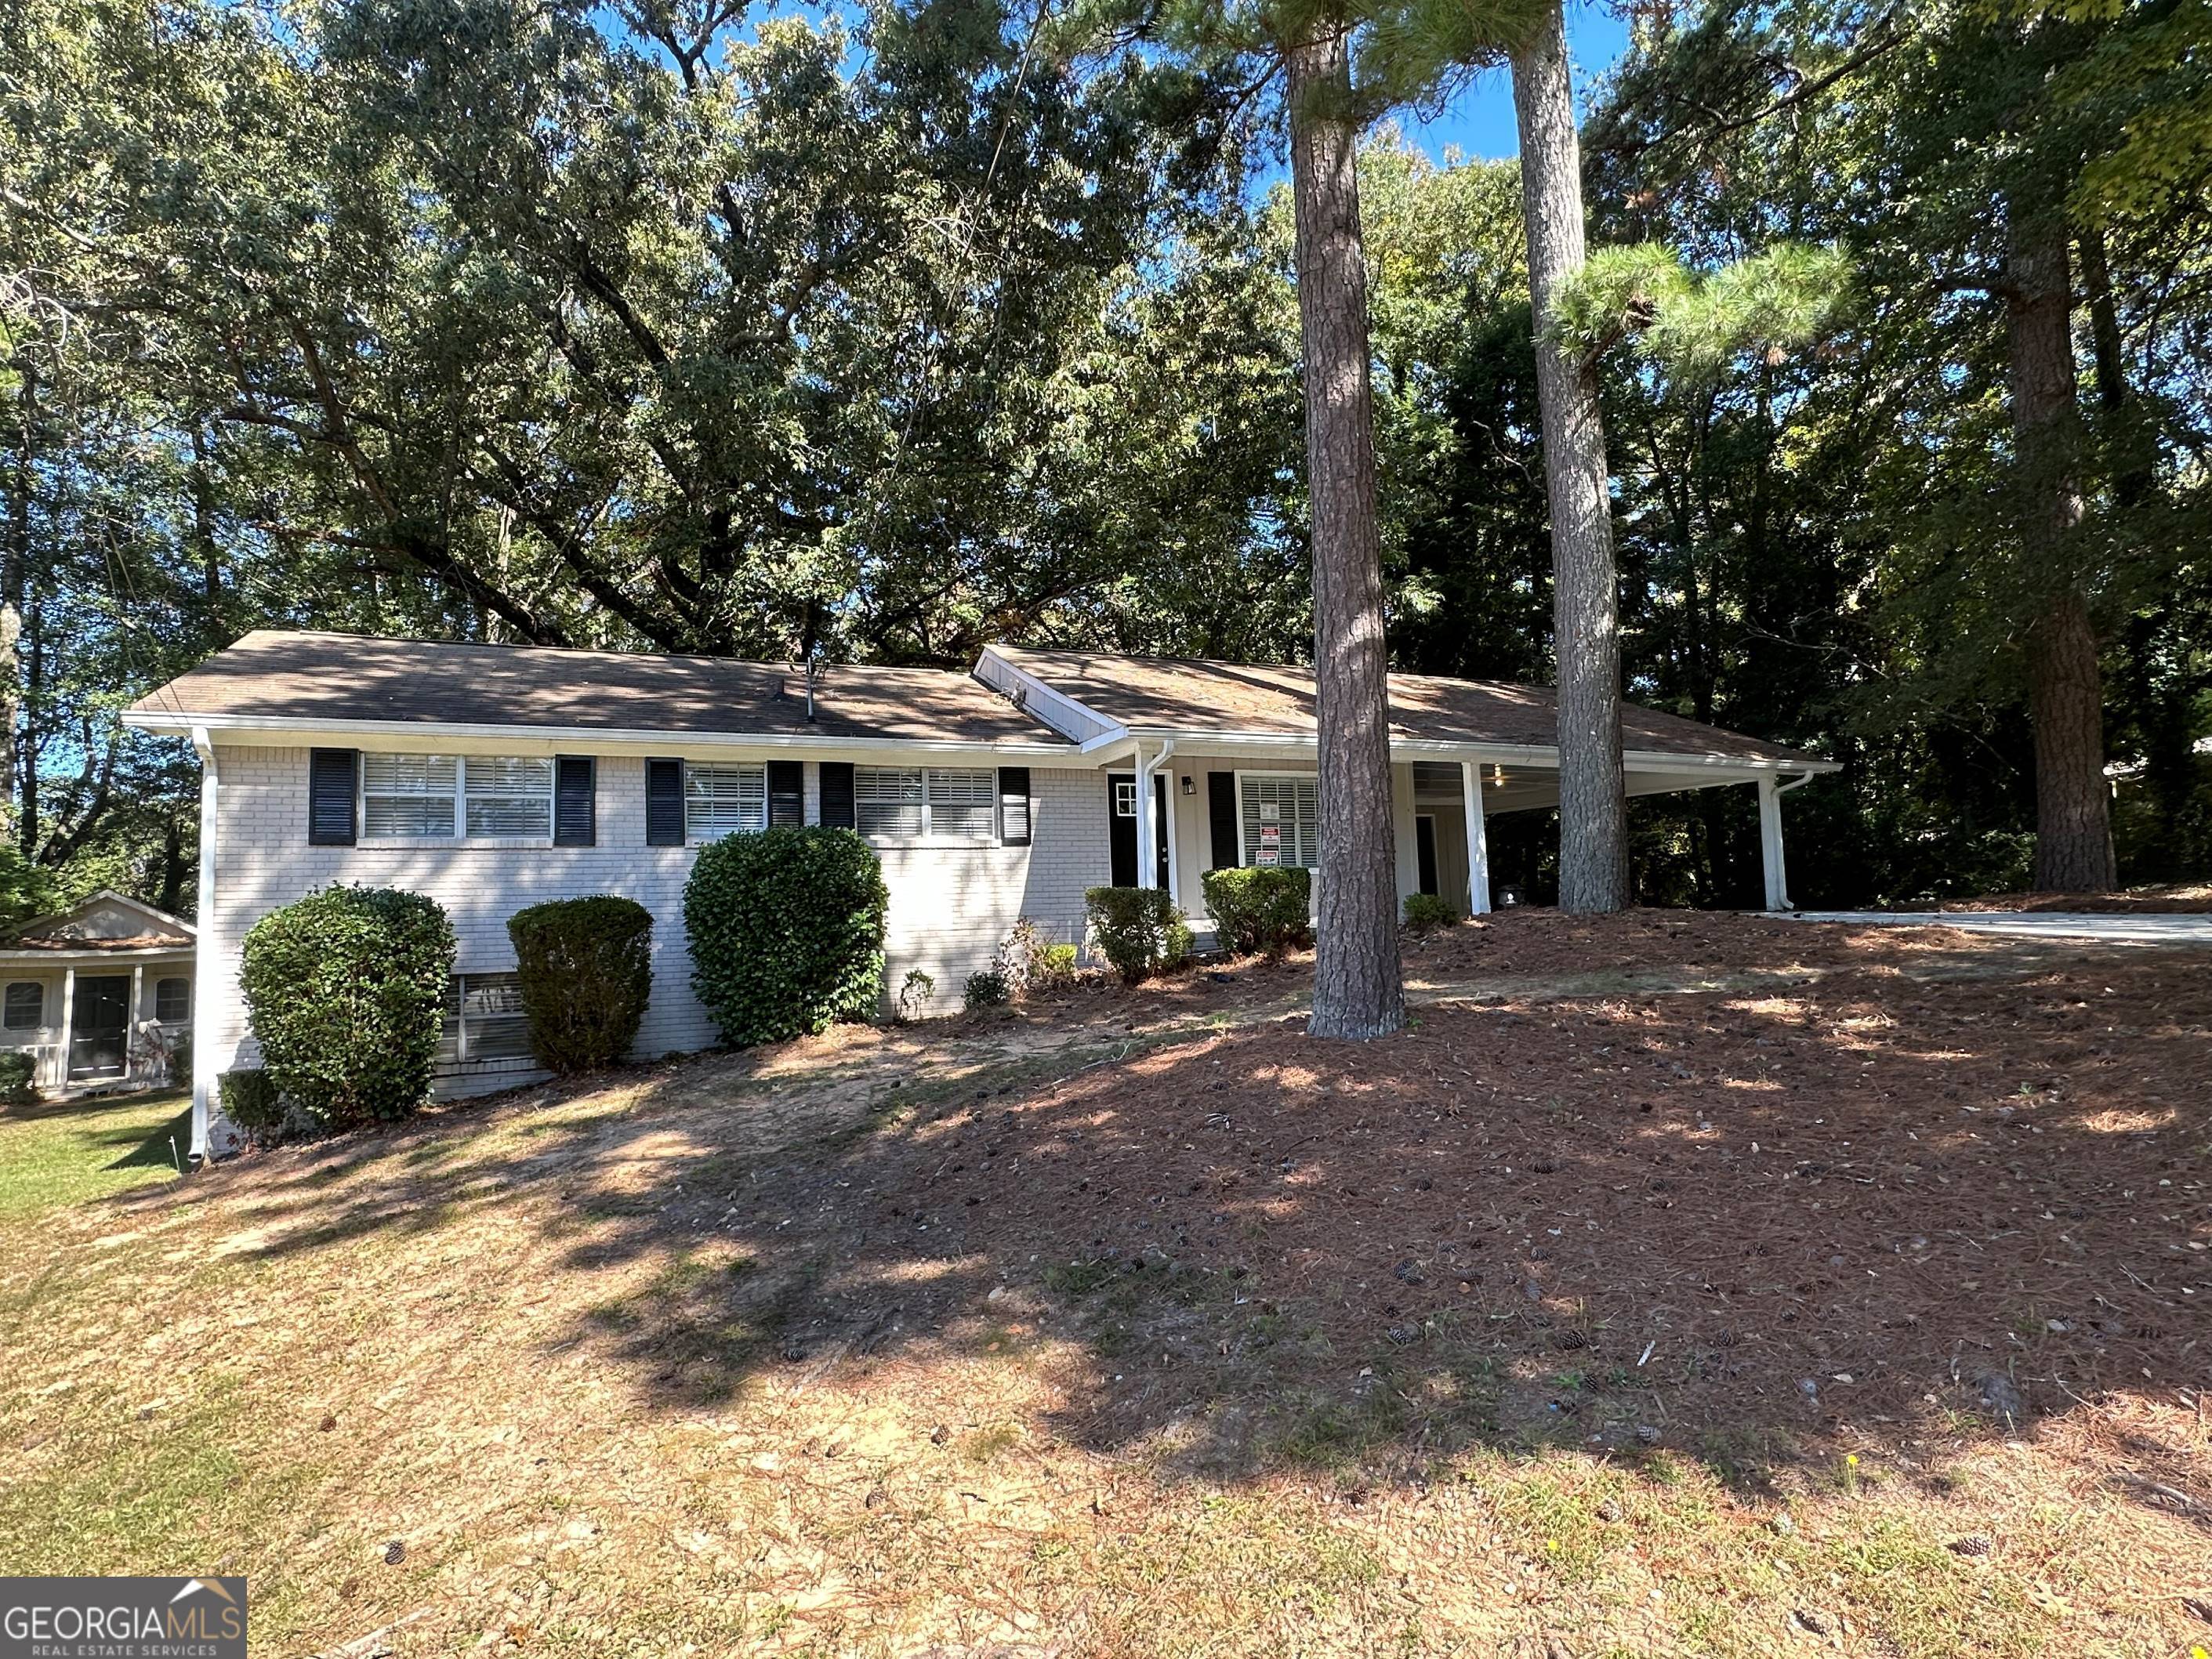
[{"xmin": 125, "ymin": 631, "xmax": 1834, "ymax": 1158}]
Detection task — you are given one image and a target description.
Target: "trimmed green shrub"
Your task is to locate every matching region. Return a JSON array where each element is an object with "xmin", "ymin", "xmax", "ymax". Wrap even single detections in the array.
[
  {"xmin": 219, "ymin": 1068, "xmax": 283, "ymax": 1132},
  {"xmin": 507, "ymin": 896, "xmax": 653, "ymax": 1074},
  {"xmin": 1084, "ymin": 887, "xmax": 1195, "ymax": 985},
  {"xmin": 238, "ymin": 884, "xmax": 455, "ymax": 1129},
  {"xmin": 0, "ymin": 1050, "xmax": 36, "ymax": 1106},
  {"xmin": 1403, "ymin": 893, "xmax": 1461, "ymax": 934},
  {"xmin": 1201, "ymin": 866, "xmax": 1314, "ymax": 956},
  {"xmin": 684, "ymin": 826, "xmax": 888, "ymax": 1046},
  {"xmin": 964, "ymin": 966, "xmax": 1010, "ymax": 1010}
]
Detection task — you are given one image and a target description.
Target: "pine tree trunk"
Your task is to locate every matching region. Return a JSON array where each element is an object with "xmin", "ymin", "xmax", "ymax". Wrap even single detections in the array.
[
  {"xmin": 1511, "ymin": 0, "xmax": 1628, "ymax": 913},
  {"xmin": 1286, "ymin": 26, "xmax": 1405, "ymax": 1041},
  {"xmin": 2003, "ymin": 212, "xmax": 2116, "ymax": 893}
]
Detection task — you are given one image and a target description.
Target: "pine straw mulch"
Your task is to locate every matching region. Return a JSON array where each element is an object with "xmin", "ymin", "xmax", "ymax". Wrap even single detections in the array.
[{"xmin": 3, "ymin": 911, "xmax": 2207, "ymax": 1658}]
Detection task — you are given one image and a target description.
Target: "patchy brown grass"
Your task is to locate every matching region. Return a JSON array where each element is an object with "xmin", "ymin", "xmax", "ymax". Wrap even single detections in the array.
[{"xmin": 2, "ymin": 911, "xmax": 2207, "ymax": 1658}]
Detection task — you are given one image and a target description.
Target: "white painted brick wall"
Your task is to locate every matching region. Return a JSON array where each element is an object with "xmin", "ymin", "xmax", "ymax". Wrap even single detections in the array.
[{"xmin": 203, "ymin": 746, "xmax": 1112, "ymax": 1096}]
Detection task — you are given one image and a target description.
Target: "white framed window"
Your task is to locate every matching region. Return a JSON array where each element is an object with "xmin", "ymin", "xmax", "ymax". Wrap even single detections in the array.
[
  {"xmin": 855, "ymin": 766, "xmax": 995, "ymax": 842},
  {"xmin": 1238, "ymin": 773, "xmax": 1322, "ymax": 870},
  {"xmin": 361, "ymin": 754, "xmax": 554, "ymax": 842},
  {"xmin": 685, "ymin": 763, "xmax": 767, "ymax": 839},
  {"xmin": 465, "ymin": 757, "xmax": 553, "ymax": 838},
  {"xmin": 927, "ymin": 768, "xmax": 995, "ymax": 841},
  {"xmin": 362, "ymin": 753, "xmax": 459, "ymax": 838},
  {"xmin": 438, "ymin": 972, "xmax": 532, "ymax": 1066},
  {"xmin": 154, "ymin": 977, "xmax": 190, "ymax": 1023},
  {"xmin": 3, "ymin": 981, "xmax": 42, "ymax": 1031},
  {"xmin": 856, "ymin": 767, "xmax": 925, "ymax": 839}
]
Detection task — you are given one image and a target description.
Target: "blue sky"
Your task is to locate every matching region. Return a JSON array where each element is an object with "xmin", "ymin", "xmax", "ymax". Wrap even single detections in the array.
[{"xmin": 1394, "ymin": 0, "xmax": 1632, "ymax": 161}]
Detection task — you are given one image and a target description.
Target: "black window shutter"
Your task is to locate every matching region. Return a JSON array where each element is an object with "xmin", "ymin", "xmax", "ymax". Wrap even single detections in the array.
[
  {"xmin": 1208, "ymin": 772, "xmax": 1239, "ymax": 868},
  {"xmin": 767, "ymin": 759, "xmax": 803, "ymax": 827},
  {"xmin": 645, "ymin": 759, "xmax": 685, "ymax": 846},
  {"xmin": 820, "ymin": 762, "xmax": 856, "ymax": 829},
  {"xmin": 999, "ymin": 766, "xmax": 1032, "ymax": 846},
  {"xmin": 553, "ymin": 755, "xmax": 596, "ymax": 846},
  {"xmin": 308, "ymin": 748, "xmax": 358, "ymax": 846}
]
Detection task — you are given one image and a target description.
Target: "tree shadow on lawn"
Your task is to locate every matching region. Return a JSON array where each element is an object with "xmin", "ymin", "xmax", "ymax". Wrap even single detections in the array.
[{"xmin": 161, "ymin": 951, "xmax": 2211, "ymax": 1523}]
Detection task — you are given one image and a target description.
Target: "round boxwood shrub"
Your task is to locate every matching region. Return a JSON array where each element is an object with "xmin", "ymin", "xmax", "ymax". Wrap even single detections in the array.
[
  {"xmin": 238, "ymin": 884, "xmax": 455, "ymax": 1129},
  {"xmin": 507, "ymin": 896, "xmax": 653, "ymax": 1074},
  {"xmin": 684, "ymin": 827, "xmax": 888, "ymax": 1046},
  {"xmin": 218, "ymin": 1068, "xmax": 283, "ymax": 1134},
  {"xmin": 1084, "ymin": 886, "xmax": 1195, "ymax": 985},
  {"xmin": 1201, "ymin": 866, "xmax": 1314, "ymax": 956}
]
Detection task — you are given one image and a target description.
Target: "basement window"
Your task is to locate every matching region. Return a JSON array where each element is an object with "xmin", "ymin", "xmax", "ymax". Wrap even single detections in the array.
[{"xmin": 438, "ymin": 973, "xmax": 532, "ymax": 1066}]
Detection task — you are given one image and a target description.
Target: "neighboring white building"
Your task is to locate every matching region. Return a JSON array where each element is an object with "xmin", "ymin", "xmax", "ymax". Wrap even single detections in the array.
[
  {"xmin": 0, "ymin": 891, "xmax": 195, "ymax": 1094},
  {"xmin": 125, "ymin": 631, "xmax": 1834, "ymax": 1158}
]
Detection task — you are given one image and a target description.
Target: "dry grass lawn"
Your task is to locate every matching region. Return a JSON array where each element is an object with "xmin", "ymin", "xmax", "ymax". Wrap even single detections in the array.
[{"xmin": 2, "ymin": 911, "xmax": 2207, "ymax": 1658}]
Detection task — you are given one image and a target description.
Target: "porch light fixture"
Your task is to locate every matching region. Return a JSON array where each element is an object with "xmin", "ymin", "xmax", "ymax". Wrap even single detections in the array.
[{"xmin": 1180, "ymin": 775, "xmax": 1195, "ymax": 795}]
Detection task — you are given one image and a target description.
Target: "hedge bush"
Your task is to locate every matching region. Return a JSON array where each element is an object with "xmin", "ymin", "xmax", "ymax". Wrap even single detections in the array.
[
  {"xmin": 238, "ymin": 885, "xmax": 455, "ymax": 1129},
  {"xmin": 684, "ymin": 826, "xmax": 888, "ymax": 1045},
  {"xmin": 507, "ymin": 896, "xmax": 653, "ymax": 1074},
  {"xmin": 219, "ymin": 1068, "xmax": 284, "ymax": 1133},
  {"xmin": 1084, "ymin": 887, "xmax": 1194, "ymax": 984},
  {"xmin": 0, "ymin": 1050, "xmax": 36, "ymax": 1106},
  {"xmin": 1201, "ymin": 866, "xmax": 1314, "ymax": 956},
  {"xmin": 1402, "ymin": 893, "xmax": 1461, "ymax": 934}
]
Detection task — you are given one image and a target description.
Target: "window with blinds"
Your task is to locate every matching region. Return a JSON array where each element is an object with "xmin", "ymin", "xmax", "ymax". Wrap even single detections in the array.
[
  {"xmin": 926, "ymin": 768, "xmax": 995, "ymax": 840},
  {"xmin": 464, "ymin": 757, "xmax": 553, "ymax": 838},
  {"xmin": 1238, "ymin": 773, "xmax": 1322, "ymax": 869},
  {"xmin": 362, "ymin": 754, "xmax": 459, "ymax": 839},
  {"xmin": 855, "ymin": 767, "xmax": 995, "ymax": 841},
  {"xmin": 437, "ymin": 973, "xmax": 533, "ymax": 1066},
  {"xmin": 856, "ymin": 767, "xmax": 925, "ymax": 838},
  {"xmin": 685, "ymin": 763, "xmax": 767, "ymax": 838},
  {"xmin": 362, "ymin": 754, "xmax": 557, "ymax": 840}
]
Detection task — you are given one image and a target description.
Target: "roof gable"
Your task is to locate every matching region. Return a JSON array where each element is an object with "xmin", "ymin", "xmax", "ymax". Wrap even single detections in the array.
[{"xmin": 10, "ymin": 889, "xmax": 195, "ymax": 951}]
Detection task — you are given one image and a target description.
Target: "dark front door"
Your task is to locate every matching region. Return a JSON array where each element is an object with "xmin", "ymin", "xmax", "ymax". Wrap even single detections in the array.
[
  {"xmin": 1416, "ymin": 815, "xmax": 1440, "ymax": 897},
  {"xmin": 69, "ymin": 974, "xmax": 131, "ymax": 1079},
  {"xmin": 1106, "ymin": 773, "xmax": 1170, "ymax": 889}
]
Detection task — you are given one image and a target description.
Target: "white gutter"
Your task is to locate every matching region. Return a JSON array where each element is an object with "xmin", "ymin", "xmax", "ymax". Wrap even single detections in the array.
[
  {"xmin": 1075, "ymin": 723, "xmax": 1839, "ymax": 775},
  {"xmin": 188, "ymin": 726, "xmax": 219, "ymax": 1166}
]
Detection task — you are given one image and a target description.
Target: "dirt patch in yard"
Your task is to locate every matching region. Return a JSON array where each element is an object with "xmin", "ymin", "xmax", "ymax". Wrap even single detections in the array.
[{"xmin": 5, "ymin": 911, "xmax": 2208, "ymax": 1657}]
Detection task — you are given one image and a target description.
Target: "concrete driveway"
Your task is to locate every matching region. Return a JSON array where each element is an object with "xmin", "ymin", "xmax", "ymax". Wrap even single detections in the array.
[{"xmin": 1779, "ymin": 909, "xmax": 2212, "ymax": 944}]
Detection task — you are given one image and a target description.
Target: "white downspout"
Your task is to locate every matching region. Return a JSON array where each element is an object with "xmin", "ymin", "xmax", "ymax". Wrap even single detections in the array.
[
  {"xmin": 1154, "ymin": 739, "xmax": 1177, "ymax": 900},
  {"xmin": 1758, "ymin": 769, "xmax": 1816, "ymax": 913},
  {"xmin": 189, "ymin": 726, "xmax": 219, "ymax": 1164}
]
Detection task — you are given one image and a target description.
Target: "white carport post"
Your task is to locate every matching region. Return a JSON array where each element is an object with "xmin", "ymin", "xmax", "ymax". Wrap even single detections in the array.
[
  {"xmin": 1757, "ymin": 773, "xmax": 1791, "ymax": 911},
  {"xmin": 190, "ymin": 726, "xmax": 219, "ymax": 1162},
  {"xmin": 1461, "ymin": 759, "xmax": 1491, "ymax": 915}
]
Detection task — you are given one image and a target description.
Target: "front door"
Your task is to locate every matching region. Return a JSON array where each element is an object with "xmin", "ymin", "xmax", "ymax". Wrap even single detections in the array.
[
  {"xmin": 1106, "ymin": 773, "xmax": 1170, "ymax": 889},
  {"xmin": 68, "ymin": 974, "xmax": 131, "ymax": 1079}
]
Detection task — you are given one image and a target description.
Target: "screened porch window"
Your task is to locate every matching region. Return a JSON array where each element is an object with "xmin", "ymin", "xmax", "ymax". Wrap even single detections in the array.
[
  {"xmin": 854, "ymin": 766, "xmax": 995, "ymax": 842},
  {"xmin": 685, "ymin": 764, "xmax": 767, "ymax": 839},
  {"xmin": 1238, "ymin": 773, "xmax": 1322, "ymax": 870},
  {"xmin": 438, "ymin": 973, "xmax": 532, "ymax": 1066}
]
